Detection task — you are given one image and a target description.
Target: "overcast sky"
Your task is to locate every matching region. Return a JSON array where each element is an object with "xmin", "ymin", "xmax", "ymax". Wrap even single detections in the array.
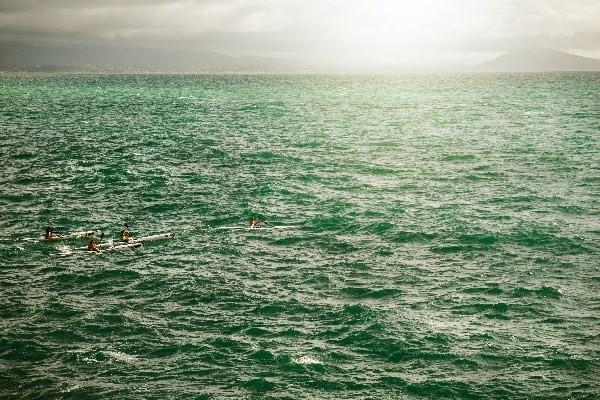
[{"xmin": 1, "ymin": 0, "xmax": 599, "ymax": 68}]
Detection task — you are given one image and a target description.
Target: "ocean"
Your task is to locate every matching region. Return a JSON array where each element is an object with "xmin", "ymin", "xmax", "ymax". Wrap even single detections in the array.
[{"xmin": 0, "ymin": 73, "xmax": 599, "ymax": 399}]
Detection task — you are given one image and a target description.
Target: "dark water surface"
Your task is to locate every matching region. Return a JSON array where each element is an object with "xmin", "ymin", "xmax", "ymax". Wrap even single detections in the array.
[{"xmin": 1, "ymin": 73, "xmax": 599, "ymax": 399}]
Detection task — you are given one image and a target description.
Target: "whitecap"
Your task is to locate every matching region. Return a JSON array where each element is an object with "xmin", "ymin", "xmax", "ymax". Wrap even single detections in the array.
[
  {"xmin": 292, "ymin": 355, "xmax": 323, "ymax": 365},
  {"xmin": 57, "ymin": 245, "xmax": 72, "ymax": 255},
  {"xmin": 105, "ymin": 350, "xmax": 138, "ymax": 363}
]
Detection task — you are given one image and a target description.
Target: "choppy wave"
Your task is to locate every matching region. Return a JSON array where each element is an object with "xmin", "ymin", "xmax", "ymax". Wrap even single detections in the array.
[{"xmin": 1, "ymin": 73, "xmax": 599, "ymax": 399}]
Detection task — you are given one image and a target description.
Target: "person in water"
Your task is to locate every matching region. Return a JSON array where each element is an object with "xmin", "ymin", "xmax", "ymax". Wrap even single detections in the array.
[
  {"xmin": 45, "ymin": 226, "xmax": 54, "ymax": 240},
  {"xmin": 120, "ymin": 224, "xmax": 133, "ymax": 242},
  {"xmin": 87, "ymin": 239, "xmax": 99, "ymax": 252}
]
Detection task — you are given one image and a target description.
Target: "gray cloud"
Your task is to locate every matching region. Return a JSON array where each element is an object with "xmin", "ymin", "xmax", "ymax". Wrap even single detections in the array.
[{"xmin": 1, "ymin": 0, "xmax": 599, "ymax": 67}]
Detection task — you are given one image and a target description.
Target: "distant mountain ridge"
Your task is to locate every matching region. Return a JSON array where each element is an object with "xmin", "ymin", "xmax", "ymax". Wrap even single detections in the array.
[
  {"xmin": 476, "ymin": 49, "xmax": 600, "ymax": 72},
  {"xmin": 0, "ymin": 42, "xmax": 292, "ymax": 73},
  {"xmin": 2, "ymin": 42, "xmax": 600, "ymax": 73}
]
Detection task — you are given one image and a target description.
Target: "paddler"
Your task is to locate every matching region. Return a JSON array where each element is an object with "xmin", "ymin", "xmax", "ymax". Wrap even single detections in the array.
[
  {"xmin": 45, "ymin": 226, "xmax": 54, "ymax": 240},
  {"xmin": 87, "ymin": 239, "xmax": 99, "ymax": 252},
  {"xmin": 248, "ymin": 217, "xmax": 268, "ymax": 228},
  {"xmin": 120, "ymin": 224, "xmax": 133, "ymax": 242}
]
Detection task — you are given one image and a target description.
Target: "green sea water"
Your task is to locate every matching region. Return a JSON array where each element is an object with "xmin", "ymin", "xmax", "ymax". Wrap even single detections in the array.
[{"xmin": 0, "ymin": 73, "xmax": 599, "ymax": 399}]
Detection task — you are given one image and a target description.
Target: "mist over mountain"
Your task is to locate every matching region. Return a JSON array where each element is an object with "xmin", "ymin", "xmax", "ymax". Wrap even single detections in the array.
[
  {"xmin": 0, "ymin": 42, "xmax": 293, "ymax": 73},
  {"xmin": 2, "ymin": 42, "xmax": 600, "ymax": 73},
  {"xmin": 1, "ymin": 2, "xmax": 600, "ymax": 73},
  {"xmin": 475, "ymin": 49, "xmax": 600, "ymax": 72}
]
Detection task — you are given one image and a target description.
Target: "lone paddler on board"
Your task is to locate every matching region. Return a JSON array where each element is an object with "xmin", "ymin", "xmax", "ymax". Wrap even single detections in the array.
[
  {"xmin": 120, "ymin": 223, "xmax": 133, "ymax": 242},
  {"xmin": 248, "ymin": 217, "xmax": 269, "ymax": 229},
  {"xmin": 45, "ymin": 226, "xmax": 54, "ymax": 240}
]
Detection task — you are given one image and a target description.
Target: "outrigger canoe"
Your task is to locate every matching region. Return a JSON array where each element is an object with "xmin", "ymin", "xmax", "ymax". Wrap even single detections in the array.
[{"xmin": 77, "ymin": 232, "xmax": 175, "ymax": 252}]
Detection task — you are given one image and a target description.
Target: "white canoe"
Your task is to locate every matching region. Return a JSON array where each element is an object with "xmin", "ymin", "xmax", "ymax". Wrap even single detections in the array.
[
  {"xmin": 118, "ymin": 232, "xmax": 175, "ymax": 244},
  {"xmin": 88, "ymin": 242, "xmax": 144, "ymax": 253},
  {"xmin": 104, "ymin": 242, "xmax": 144, "ymax": 252},
  {"xmin": 77, "ymin": 232, "xmax": 175, "ymax": 251},
  {"xmin": 133, "ymin": 233, "xmax": 175, "ymax": 242},
  {"xmin": 78, "ymin": 242, "xmax": 144, "ymax": 253}
]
